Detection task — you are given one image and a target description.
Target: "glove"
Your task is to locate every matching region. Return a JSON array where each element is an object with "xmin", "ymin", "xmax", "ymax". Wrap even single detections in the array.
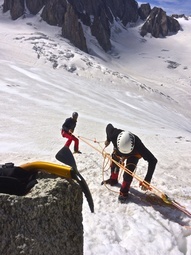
[
  {"xmin": 104, "ymin": 140, "xmax": 110, "ymax": 147},
  {"xmin": 139, "ymin": 181, "xmax": 151, "ymax": 191}
]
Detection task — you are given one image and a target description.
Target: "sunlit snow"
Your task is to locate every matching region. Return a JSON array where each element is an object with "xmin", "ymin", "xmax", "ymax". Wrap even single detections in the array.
[{"xmin": 0, "ymin": 1, "xmax": 191, "ymax": 254}]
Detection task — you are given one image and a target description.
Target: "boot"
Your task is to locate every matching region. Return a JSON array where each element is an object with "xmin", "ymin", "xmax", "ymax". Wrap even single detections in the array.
[
  {"xmin": 118, "ymin": 181, "xmax": 130, "ymax": 203},
  {"xmin": 101, "ymin": 172, "xmax": 118, "ymax": 186},
  {"xmin": 118, "ymin": 191, "xmax": 129, "ymax": 203}
]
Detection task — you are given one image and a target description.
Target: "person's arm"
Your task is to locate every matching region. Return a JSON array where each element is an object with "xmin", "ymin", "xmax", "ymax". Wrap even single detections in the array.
[
  {"xmin": 62, "ymin": 118, "xmax": 71, "ymax": 133},
  {"xmin": 138, "ymin": 141, "xmax": 157, "ymax": 183},
  {"xmin": 105, "ymin": 140, "xmax": 110, "ymax": 147},
  {"xmin": 71, "ymin": 121, "xmax": 76, "ymax": 133},
  {"xmin": 144, "ymin": 154, "xmax": 157, "ymax": 183}
]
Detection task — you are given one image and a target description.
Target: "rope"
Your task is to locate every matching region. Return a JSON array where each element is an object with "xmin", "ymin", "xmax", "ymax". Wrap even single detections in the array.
[
  {"xmin": 79, "ymin": 135, "xmax": 121, "ymax": 194},
  {"xmin": 78, "ymin": 135, "xmax": 105, "ymax": 144},
  {"xmin": 78, "ymin": 136, "xmax": 160, "ymax": 192},
  {"xmin": 79, "ymin": 135, "xmax": 138, "ymax": 194},
  {"xmin": 78, "ymin": 135, "xmax": 191, "ymax": 218},
  {"xmin": 101, "ymin": 152, "xmax": 119, "ymax": 194},
  {"xmin": 78, "ymin": 135, "xmax": 140, "ymax": 193}
]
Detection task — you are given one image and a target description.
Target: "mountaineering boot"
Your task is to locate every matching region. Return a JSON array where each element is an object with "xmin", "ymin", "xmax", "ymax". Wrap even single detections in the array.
[
  {"xmin": 118, "ymin": 192, "xmax": 129, "ymax": 203},
  {"xmin": 74, "ymin": 144, "xmax": 81, "ymax": 154},
  {"xmin": 101, "ymin": 178, "xmax": 118, "ymax": 186},
  {"xmin": 118, "ymin": 180, "xmax": 130, "ymax": 203},
  {"xmin": 101, "ymin": 172, "xmax": 118, "ymax": 186},
  {"xmin": 73, "ymin": 150, "xmax": 82, "ymax": 154}
]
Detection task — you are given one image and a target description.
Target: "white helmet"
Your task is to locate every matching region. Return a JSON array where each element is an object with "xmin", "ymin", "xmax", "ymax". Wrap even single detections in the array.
[{"xmin": 117, "ymin": 131, "xmax": 135, "ymax": 154}]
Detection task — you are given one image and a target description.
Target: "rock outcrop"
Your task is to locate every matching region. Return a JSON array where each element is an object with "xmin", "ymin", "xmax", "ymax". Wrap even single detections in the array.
[
  {"xmin": 25, "ymin": 0, "xmax": 45, "ymax": 15},
  {"xmin": 138, "ymin": 3, "xmax": 151, "ymax": 20},
  {"xmin": 0, "ymin": 177, "xmax": 83, "ymax": 255},
  {"xmin": 140, "ymin": 7, "xmax": 180, "ymax": 37},
  {"xmin": 3, "ymin": 0, "xmax": 24, "ymax": 20},
  {"xmin": 172, "ymin": 13, "xmax": 189, "ymax": 20},
  {"xmin": 62, "ymin": 2, "xmax": 88, "ymax": 53},
  {"xmin": 40, "ymin": 0, "xmax": 66, "ymax": 26},
  {"xmin": 2, "ymin": 0, "xmax": 181, "ymax": 52},
  {"xmin": 3, "ymin": 0, "xmax": 139, "ymax": 52}
]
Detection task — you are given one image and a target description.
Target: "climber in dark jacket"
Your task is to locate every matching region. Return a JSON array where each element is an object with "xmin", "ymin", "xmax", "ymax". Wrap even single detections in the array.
[
  {"xmin": 104, "ymin": 124, "xmax": 157, "ymax": 202},
  {"xmin": 61, "ymin": 112, "xmax": 81, "ymax": 154}
]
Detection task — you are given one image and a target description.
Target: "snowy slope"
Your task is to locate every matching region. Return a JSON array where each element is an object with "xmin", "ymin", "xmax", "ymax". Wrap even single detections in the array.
[{"xmin": 0, "ymin": 2, "xmax": 191, "ymax": 255}]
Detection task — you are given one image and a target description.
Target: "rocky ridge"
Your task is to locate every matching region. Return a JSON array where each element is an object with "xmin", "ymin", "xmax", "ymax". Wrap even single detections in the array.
[{"xmin": 2, "ymin": 0, "xmax": 181, "ymax": 53}]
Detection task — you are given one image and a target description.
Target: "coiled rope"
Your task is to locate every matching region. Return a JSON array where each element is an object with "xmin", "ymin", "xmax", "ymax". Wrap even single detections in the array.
[{"xmin": 78, "ymin": 135, "xmax": 191, "ymax": 218}]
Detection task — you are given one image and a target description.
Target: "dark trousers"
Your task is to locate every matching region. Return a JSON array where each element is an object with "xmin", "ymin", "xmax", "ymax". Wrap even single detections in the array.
[
  {"xmin": 120, "ymin": 156, "xmax": 139, "ymax": 194},
  {"xmin": 111, "ymin": 152, "xmax": 140, "ymax": 195}
]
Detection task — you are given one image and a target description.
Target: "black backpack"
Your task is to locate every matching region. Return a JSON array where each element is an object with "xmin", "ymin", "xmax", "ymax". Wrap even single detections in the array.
[{"xmin": 0, "ymin": 162, "xmax": 37, "ymax": 196}]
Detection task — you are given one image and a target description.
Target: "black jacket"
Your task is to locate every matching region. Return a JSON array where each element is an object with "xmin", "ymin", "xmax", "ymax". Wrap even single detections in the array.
[
  {"xmin": 62, "ymin": 117, "xmax": 77, "ymax": 133},
  {"xmin": 106, "ymin": 124, "xmax": 157, "ymax": 182}
]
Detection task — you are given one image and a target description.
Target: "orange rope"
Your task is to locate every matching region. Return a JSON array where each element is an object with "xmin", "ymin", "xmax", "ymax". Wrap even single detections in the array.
[{"xmin": 78, "ymin": 135, "xmax": 191, "ymax": 218}]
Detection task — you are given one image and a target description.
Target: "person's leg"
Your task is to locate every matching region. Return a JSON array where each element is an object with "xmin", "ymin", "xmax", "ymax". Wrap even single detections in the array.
[
  {"xmin": 110, "ymin": 152, "xmax": 120, "ymax": 181},
  {"xmin": 119, "ymin": 156, "xmax": 139, "ymax": 200},
  {"xmin": 73, "ymin": 135, "xmax": 80, "ymax": 152},
  {"xmin": 61, "ymin": 131, "xmax": 73, "ymax": 147},
  {"xmin": 102, "ymin": 152, "xmax": 120, "ymax": 186}
]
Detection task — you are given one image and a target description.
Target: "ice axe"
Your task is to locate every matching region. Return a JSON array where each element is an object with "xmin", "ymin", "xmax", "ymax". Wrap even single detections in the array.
[
  {"xmin": 55, "ymin": 146, "xmax": 94, "ymax": 213},
  {"xmin": 20, "ymin": 147, "xmax": 94, "ymax": 213}
]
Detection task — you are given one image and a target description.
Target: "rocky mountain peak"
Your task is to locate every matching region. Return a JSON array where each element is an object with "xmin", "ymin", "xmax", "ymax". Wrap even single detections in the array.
[{"xmin": 2, "ymin": 0, "xmax": 181, "ymax": 53}]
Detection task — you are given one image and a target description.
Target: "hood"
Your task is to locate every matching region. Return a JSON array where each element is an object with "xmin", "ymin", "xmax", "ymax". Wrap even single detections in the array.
[{"xmin": 106, "ymin": 123, "xmax": 114, "ymax": 138}]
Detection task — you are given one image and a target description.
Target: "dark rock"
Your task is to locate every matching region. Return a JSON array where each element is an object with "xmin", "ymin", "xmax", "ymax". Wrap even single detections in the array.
[
  {"xmin": 38, "ymin": 0, "xmax": 139, "ymax": 52},
  {"xmin": 2, "ymin": 0, "xmax": 139, "ymax": 52},
  {"xmin": 78, "ymin": 12, "xmax": 91, "ymax": 27},
  {"xmin": 26, "ymin": 0, "xmax": 45, "ymax": 15},
  {"xmin": 104, "ymin": 0, "xmax": 139, "ymax": 25},
  {"xmin": 3, "ymin": 0, "xmax": 24, "ymax": 20},
  {"xmin": 2, "ymin": 0, "xmax": 181, "ymax": 52},
  {"xmin": 167, "ymin": 15, "xmax": 181, "ymax": 33},
  {"xmin": 91, "ymin": 13, "xmax": 111, "ymax": 52},
  {"xmin": 138, "ymin": 3, "xmax": 151, "ymax": 20},
  {"xmin": 41, "ymin": 0, "xmax": 67, "ymax": 26},
  {"xmin": 140, "ymin": 7, "xmax": 180, "ymax": 38},
  {"xmin": 3, "ymin": 0, "xmax": 11, "ymax": 13},
  {"xmin": 62, "ymin": 3, "xmax": 88, "ymax": 53},
  {"xmin": 172, "ymin": 14, "xmax": 189, "ymax": 20},
  {"xmin": 11, "ymin": 0, "xmax": 25, "ymax": 20}
]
